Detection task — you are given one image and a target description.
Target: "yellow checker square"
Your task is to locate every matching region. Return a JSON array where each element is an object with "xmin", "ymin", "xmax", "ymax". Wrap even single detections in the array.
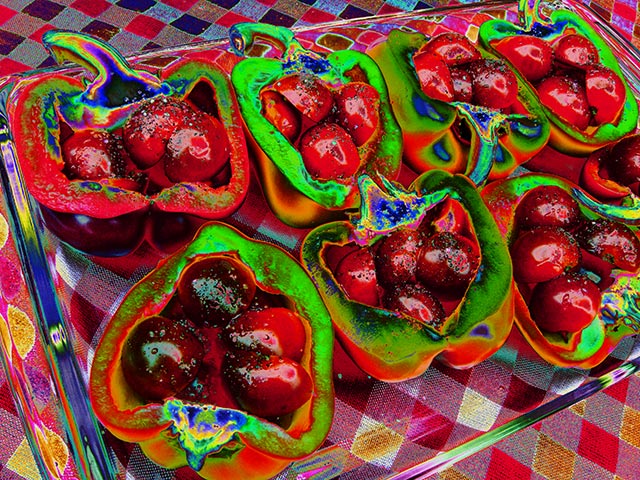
[
  {"xmin": 351, "ymin": 416, "xmax": 404, "ymax": 467},
  {"xmin": 533, "ymin": 433, "xmax": 576, "ymax": 480},
  {"xmin": 456, "ymin": 388, "xmax": 501, "ymax": 431}
]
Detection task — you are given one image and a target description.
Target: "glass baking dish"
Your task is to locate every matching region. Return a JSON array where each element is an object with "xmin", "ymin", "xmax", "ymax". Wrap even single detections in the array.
[{"xmin": 0, "ymin": 0, "xmax": 639, "ymax": 478}]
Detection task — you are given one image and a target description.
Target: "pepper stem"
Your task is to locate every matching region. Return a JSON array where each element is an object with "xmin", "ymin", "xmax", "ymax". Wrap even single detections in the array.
[
  {"xmin": 454, "ymin": 103, "xmax": 511, "ymax": 186},
  {"xmin": 229, "ymin": 22, "xmax": 296, "ymax": 58},
  {"xmin": 42, "ymin": 30, "xmax": 168, "ymax": 112},
  {"xmin": 518, "ymin": 0, "xmax": 550, "ymax": 31}
]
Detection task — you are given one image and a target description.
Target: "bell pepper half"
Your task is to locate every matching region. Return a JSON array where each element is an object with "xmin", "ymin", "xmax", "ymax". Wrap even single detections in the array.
[
  {"xmin": 482, "ymin": 173, "xmax": 640, "ymax": 368},
  {"xmin": 478, "ymin": 3, "xmax": 638, "ymax": 156},
  {"xmin": 7, "ymin": 30, "xmax": 249, "ymax": 256},
  {"xmin": 89, "ymin": 222, "xmax": 334, "ymax": 479},
  {"xmin": 229, "ymin": 22, "xmax": 402, "ymax": 228},
  {"xmin": 301, "ymin": 170, "xmax": 514, "ymax": 382},
  {"xmin": 367, "ymin": 28, "xmax": 550, "ymax": 185}
]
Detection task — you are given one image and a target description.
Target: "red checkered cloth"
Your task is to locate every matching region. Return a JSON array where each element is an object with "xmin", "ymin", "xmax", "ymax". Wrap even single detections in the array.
[{"xmin": 1, "ymin": 1, "xmax": 640, "ymax": 480}]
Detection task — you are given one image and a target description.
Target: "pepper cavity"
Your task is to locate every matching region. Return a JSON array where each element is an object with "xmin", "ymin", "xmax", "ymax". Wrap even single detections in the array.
[
  {"xmin": 120, "ymin": 254, "xmax": 313, "ymax": 421},
  {"xmin": 260, "ymin": 72, "xmax": 381, "ymax": 183},
  {"xmin": 62, "ymin": 94, "xmax": 231, "ymax": 193}
]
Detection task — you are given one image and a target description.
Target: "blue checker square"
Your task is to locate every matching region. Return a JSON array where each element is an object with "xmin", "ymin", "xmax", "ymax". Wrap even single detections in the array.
[
  {"xmin": 172, "ymin": 13, "xmax": 210, "ymax": 35},
  {"xmin": 341, "ymin": 4, "xmax": 373, "ymax": 19},
  {"xmin": 117, "ymin": 0, "xmax": 155, "ymax": 13},
  {"xmin": 261, "ymin": 9, "xmax": 295, "ymax": 27},
  {"xmin": 0, "ymin": 30, "xmax": 25, "ymax": 56},
  {"xmin": 22, "ymin": 0, "xmax": 65, "ymax": 21},
  {"xmin": 145, "ymin": 2, "xmax": 183, "ymax": 24},
  {"xmin": 234, "ymin": 0, "xmax": 270, "ymax": 21},
  {"xmin": 313, "ymin": 0, "xmax": 348, "ymax": 15}
]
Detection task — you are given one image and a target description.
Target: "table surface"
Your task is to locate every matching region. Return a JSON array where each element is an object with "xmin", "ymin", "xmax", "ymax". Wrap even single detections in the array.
[{"xmin": 0, "ymin": 1, "xmax": 640, "ymax": 479}]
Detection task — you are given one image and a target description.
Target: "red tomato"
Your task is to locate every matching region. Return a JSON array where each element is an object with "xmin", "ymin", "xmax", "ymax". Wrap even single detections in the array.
[
  {"xmin": 299, "ymin": 122, "xmax": 361, "ymax": 180},
  {"xmin": 224, "ymin": 307, "xmax": 307, "ymax": 362},
  {"xmin": 334, "ymin": 246, "xmax": 380, "ymax": 306},
  {"xmin": 121, "ymin": 316, "xmax": 204, "ymax": 400},
  {"xmin": 333, "ymin": 82, "xmax": 380, "ymax": 146},
  {"xmin": 123, "ymin": 96, "xmax": 196, "ymax": 169},
  {"xmin": 510, "ymin": 226, "xmax": 581, "ymax": 283},
  {"xmin": 584, "ymin": 65, "xmax": 626, "ymax": 125},
  {"xmin": 373, "ymin": 228, "xmax": 421, "ymax": 287},
  {"xmin": 272, "ymin": 73, "xmax": 334, "ymax": 123},
  {"xmin": 553, "ymin": 34, "xmax": 599, "ymax": 69},
  {"xmin": 576, "ymin": 218, "xmax": 640, "ymax": 272},
  {"xmin": 529, "ymin": 273, "xmax": 601, "ymax": 333},
  {"xmin": 450, "ymin": 66, "xmax": 473, "ymax": 103},
  {"xmin": 416, "ymin": 231, "xmax": 480, "ymax": 294},
  {"xmin": 514, "ymin": 185, "xmax": 582, "ymax": 231},
  {"xmin": 223, "ymin": 351, "xmax": 313, "ymax": 418},
  {"xmin": 413, "ymin": 51, "xmax": 455, "ymax": 102},
  {"xmin": 62, "ymin": 129, "xmax": 126, "ymax": 180},
  {"xmin": 468, "ymin": 59, "xmax": 519, "ymax": 109},
  {"xmin": 536, "ymin": 75, "xmax": 590, "ymax": 130},
  {"xmin": 177, "ymin": 256, "xmax": 256, "ymax": 326},
  {"xmin": 163, "ymin": 115, "xmax": 230, "ymax": 183},
  {"xmin": 382, "ymin": 283, "xmax": 445, "ymax": 329},
  {"xmin": 419, "ymin": 32, "xmax": 481, "ymax": 66},
  {"xmin": 260, "ymin": 89, "xmax": 301, "ymax": 141},
  {"xmin": 602, "ymin": 134, "xmax": 640, "ymax": 186},
  {"xmin": 492, "ymin": 35, "xmax": 553, "ymax": 83}
]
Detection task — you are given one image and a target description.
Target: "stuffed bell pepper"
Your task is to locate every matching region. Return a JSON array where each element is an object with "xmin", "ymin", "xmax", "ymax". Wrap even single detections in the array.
[
  {"xmin": 301, "ymin": 170, "xmax": 514, "ymax": 382},
  {"xmin": 7, "ymin": 30, "xmax": 250, "ymax": 256},
  {"xmin": 482, "ymin": 173, "xmax": 640, "ymax": 368},
  {"xmin": 479, "ymin": 0, "xmax": 638, "ymax": 157},
  {"xmin": 89, "ymin": 222, "xmax": 334, "ymax": 479},
  {"xmin": 367, "ymin": 27, "xmax": 550, "ymax": 185},
  {"xmin": 230, "ymin": 22, "xmax": 402, "ymax": 228}
]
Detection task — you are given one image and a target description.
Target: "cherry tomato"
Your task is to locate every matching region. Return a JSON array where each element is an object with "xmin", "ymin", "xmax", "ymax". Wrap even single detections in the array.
[
  {"xmin": 333, "ymin": 246, "xmax": 380, "ymax": 306},
  {"xmin": 382, "ymin": 283, "xmax": 445, "ymax": 329},
  {"xmin": 450, "ymin": 66, "xmax": 473, "ymax": 103},
  {"xmin": 510, "ymin": 226, "xmax": 581, "ymax": 283},
  {"xmin": 299, "ymin": 122, "xmax": 361, "ymax": 181},
  {"xmin": 224, "ymin": 307, "xmax": 307, "ymax": 362},
  {"xmin": 602, "ymin": 134, "xmax": 640, "ymax": 186},
  {"xmin": 223, "ymin": 351, "xmax": 313, "ymax": 418},
  {"xmin": 584, "ymin": 65, "xmax": 626, "ymax": 125},
  {"xmin": 333, "ymin": 82, "xmax": 380, "ymax": 146},
  {"xmin": 492, "ymin": 35, "xmax": 553, "ymax": 83},
  {"xmin": 419, "ymin": 32, "xmax": 481, "ymax": 66},
  {"xmin": 260, "ymin": 89, "xmax": 301, "ymax": 142},
  {"xmin": 62, "ymin": 129, "xmax": 126, "ymax": 180},
  {"xmin": 553, "ymin": 34, "xmax": 598, "ymax": 69},
  {"xmin": 123, "ymin": 96, "xmax": 196, "ymax": 169},
  {"xmin": 373, "ymin": 228, "xmax": 421, "ymax": 287},
  {"xmin": 515, "ymin": 185, "xmax": 582, "ymax": 231},
  {"xmin": 413, "ymin": 52, "xmax": 455, "ymax": 102},
  {"xmin": 177, "ymin": 256, "xmax": 256, "ymax": 326},
  {"xmin": 164, "ymin": 115, "xmax": 230, "ymax": 183},
  {"xmin": 529, "ymin": 273, "xmax": 601, "ymax": 333},
  {"xmin": 415, "ymin": 231, "xmax": 480, "ymax": 294},
  {"xmin": 272, "ymin": 73, "xmax": 334, "ymax": 123},
  {"xmin": 468, "ymin": 59, "xmax": 518, "ymax": 109},
  {"xmin": 121, "ymin": 316, "xmax": 204, "ymax": 400},
  {"xmin": 575, "ymin": 218, "xmax": 640, "ymax": 272},
  {"xmin": 536, "ymin": 75, "xmax": 590, "ymax": 130}
]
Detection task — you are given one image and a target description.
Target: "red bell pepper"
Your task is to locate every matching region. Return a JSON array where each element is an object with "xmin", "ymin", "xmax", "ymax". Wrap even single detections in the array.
[
  {"xmin": 89, "ymin": 222, "xmax": 334, "ymax": 479},
  {"xmin": 482, "ymin": 173, "xmax": 640, "ymax": 368},
  {"xmin": 7, "ymin": 30, "xmax": 249, "ymax": 256}
]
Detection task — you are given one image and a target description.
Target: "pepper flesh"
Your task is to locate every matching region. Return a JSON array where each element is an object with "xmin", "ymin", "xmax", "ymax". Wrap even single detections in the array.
[
  {"xmin": 478, "ymin": 7, "xmax": 639, "ymax": 156},
  {"xmin": 367, "ymin": 28, "xmax": 550, "ymax": 184},
  {"xmin": 301, "ymin": 171, "xmax": 514, "ymax": 382},
  {"xmin": 230, "ymin": 23, "xmax": 403, "ymax": 228},
  {"xmin": 481, "ymin": 173, "xmax": 640, "ymax": 368},
  {"xmin": 89, "ymin": 222, "xmax": 334, "ymax": 480},
  {"xmin": 7, "ymin": 31, "xmax": 249, "ymax": 256}
]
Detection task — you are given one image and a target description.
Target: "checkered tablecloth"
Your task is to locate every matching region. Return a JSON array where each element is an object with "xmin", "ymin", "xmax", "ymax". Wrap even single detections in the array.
[{"xmin": 1, "ymin": 1, "xmax": 640, "ymax": 479}]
